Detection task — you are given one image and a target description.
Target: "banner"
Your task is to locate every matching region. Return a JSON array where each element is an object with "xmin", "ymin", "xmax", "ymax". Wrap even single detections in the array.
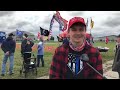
[
  {"xmin": 90, "ymin": 18, "xmax": 94, "ymax": 29},
  {"xmin": 0, "ymin": 31, "xmax": 6, "ymax": 43},
  {"xmin": 16, "ymin": 29, "xmax": 23, "ymax": 37},
  {"xmin": 40, "ymin": 27, "xmax": 49, "ymax": 36}
]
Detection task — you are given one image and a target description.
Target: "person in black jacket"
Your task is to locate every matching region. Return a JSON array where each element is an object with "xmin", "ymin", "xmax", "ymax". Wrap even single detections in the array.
[
  {"xmin": 112, "ymin": 34, "xmax": 120, "ymax": 78},
  {"xmin": 21, "ymin": 34, "xmax": 34, "ymax": 64},
  {"xmin": 1, "ymin": 33, "xmax": 16, "ymax": 76}
]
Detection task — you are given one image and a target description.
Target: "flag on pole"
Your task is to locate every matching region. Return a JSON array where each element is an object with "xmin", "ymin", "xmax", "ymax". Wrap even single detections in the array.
[
  {"xmin": 37, "ymin": 32, "xmax": 41, "ymax": 40},
  {"xmin": 40, "ymin": 27, "xmax": 49, "ymax": 36},
  {"xmin": 90, "ymin": 18, "xmax": 94, "ymax": 29},
  {"xmin": 86, "ymin": 18, "xmax": 89, "ymax": 28},
  {"xmin": 48, "ymin": 16, "xmax": 55, "ymax": 40},
  {"xmin": 16, "ymin": 29, "xmax": 23, "ymax": 37},
  {"xmin": 0, "ymin": 31, "xmax": 6, "ymax": 43},
  {"xmin": 55, "ymin": 11, "xmax": 68, "ymax": 31}
]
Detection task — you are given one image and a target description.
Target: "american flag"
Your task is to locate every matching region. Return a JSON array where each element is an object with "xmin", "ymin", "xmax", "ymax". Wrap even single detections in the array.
[
  {"xmin": 67, "ymin": 53, "xmax": 84, "ymax": 75},
  {"xmin": 49, "ymin": 16, "xmax": 55, "ymax": 40}
]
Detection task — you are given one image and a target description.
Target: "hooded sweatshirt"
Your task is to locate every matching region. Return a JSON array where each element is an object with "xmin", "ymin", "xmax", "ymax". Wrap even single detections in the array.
[{"xmin": 1, "ymin": 36, "xmax": 16, "ymax": 53}]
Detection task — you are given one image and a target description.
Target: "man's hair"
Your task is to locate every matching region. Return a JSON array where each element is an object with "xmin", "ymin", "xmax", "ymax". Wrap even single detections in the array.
[
  {"xmin": 8, "ymin": 33, "xmax": 15, "ymax": 37},
  {"xmin": 24, "ymin": 33, "xmax": 28, "ymax": 38}
]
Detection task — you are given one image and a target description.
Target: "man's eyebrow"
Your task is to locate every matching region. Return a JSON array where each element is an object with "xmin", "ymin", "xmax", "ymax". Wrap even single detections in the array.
[{"xmin": 72, "ymin": 27, "xmax": 84, "ymax": 29}]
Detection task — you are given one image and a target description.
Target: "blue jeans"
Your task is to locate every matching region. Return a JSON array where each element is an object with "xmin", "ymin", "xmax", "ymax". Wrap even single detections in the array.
[
  {"xmin": 37, "ymin": 55, "xmax": 44, "ymax": 67},
  {"xmin": 1, "ymin": 53, "xmax": 14, "ymax": 74}
]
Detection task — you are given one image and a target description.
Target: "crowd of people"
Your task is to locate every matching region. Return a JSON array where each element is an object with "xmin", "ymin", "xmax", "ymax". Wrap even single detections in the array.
[{"xmin": 0, "ymin": 33, "xmax": 44, "ymax": 76}]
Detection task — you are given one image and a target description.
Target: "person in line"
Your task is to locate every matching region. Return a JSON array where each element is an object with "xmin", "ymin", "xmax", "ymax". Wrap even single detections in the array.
[{"xmin": 1, "ymin": 33, "xmax": 16, "ymax": 76}]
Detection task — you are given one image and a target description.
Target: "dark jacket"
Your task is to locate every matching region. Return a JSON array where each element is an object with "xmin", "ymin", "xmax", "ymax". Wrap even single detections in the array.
[
  {"xmin": 112, "ymin": 45, "xmax": 120, "ymax": 72},
  {"xmin": 1, "ymin": 36, "xmax": 16, "ymax": 53},
  {"xmin": 49, "ymin": 41, "xmax": 103, "ymax": 79},
  {"xmin": 62, "ymin": 38, "xmax": 69, "ymax": 45},
  {"xmin": 21, "ymin": 39, "xmax": 34, "ymax": 55}
]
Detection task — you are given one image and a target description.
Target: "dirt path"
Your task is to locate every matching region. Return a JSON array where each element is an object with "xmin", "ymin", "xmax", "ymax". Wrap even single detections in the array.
[{"xmin": 103, "ymin": 60, "xmax": 118, "ymax": 79}]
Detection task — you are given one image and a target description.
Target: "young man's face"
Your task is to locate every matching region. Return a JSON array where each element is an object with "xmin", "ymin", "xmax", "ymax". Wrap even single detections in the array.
[{"xmin": 68, "ymin": 23, "xmax": 86, "ymax": 43}]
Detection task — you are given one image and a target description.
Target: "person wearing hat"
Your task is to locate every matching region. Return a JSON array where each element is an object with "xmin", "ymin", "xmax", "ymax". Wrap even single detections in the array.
[
  {"xmin": 112, "ymin": 34, "xmax": 120, "ymax": 78},
  {"xmin": 21, "ymin": 33, "xmax": 34, "ymax": 63},
  {"xmin": 49, "ymin": 17, "xmax": 103, "ymax": 79},
  {"xmin": 1, "ymin": 33, "xmax": 16, "ymax": 76}
]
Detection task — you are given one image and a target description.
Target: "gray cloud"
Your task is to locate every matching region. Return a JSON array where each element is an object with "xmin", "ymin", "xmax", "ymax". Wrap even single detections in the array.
[
  {"xmin": 111, "ymin": 11, "xmax": 120, "ymax": 16},
  {"xmin": 6, "ymin": 21, "xmax": 31, "ymax": 31},
  {"xmin": 15, "ymin": 21, "xmax": 30, "ymax": 28},
  {"xmin": 67, "ymin": 11, "xmax": 84, "ymax": 16},
  {"xmin": 0, "ymin": 11, "xmax": 119, "ymax": 40},
  {"xmin": 103, "ymin": 15, "xmax": 120, "ymax": 27},
  {"xmin": 7, "ymin": 26, "xmax": 16, "ymax": 30},
  {"xmin": 42, "ymin": 14, "xmax": 52, "ymax": 26},
  {"xmin": 0, "ymin": 23, "xmax": 7, "ymax": 28},
  {"xmin": 0, "ymin": 11, "xmax": 15, "ymax": 17},
  {"xmin": 91, "ymin": 26, "xmax": 119, "ymax": 38}
]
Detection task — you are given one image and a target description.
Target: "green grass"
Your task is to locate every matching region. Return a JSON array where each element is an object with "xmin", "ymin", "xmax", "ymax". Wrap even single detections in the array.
[
  {"xmin": 0, "ymin": 43, "xmax": 55, "ymax": 79},
  {"xmin": 93, "ymin": 41, "xmax": 115, "ymax": 63},
  {"xmin": 0, "ymin": 41, "xmax": 116, "ymax": 79}
]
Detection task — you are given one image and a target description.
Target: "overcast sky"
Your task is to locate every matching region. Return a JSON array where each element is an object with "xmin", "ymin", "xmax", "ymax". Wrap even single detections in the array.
[{"xmin": 0, "ymin": 11, "xmax": 120, "ymax": 39}]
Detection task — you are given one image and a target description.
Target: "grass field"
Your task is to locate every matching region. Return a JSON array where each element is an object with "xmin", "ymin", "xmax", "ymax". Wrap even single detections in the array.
[
  {"xmin": 93, "ymin": 41, "xmax": 115, "ymax": 63},
  {"xmin": 0, "ymin": 41, "xmax": 115, "ymax": 79}
]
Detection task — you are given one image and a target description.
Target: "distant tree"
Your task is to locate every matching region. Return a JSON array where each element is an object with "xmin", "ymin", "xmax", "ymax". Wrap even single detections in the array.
[
  {"xmin": 99, "ymin": 39, "xmax": 103, "ymax": 42},
  {"xmin": 111, "ymin": 39, "xmax": 115, "ymax": 42},
  {"xmin": 50, "ymin": 36, "xmax": 54, "ymax": 40}
]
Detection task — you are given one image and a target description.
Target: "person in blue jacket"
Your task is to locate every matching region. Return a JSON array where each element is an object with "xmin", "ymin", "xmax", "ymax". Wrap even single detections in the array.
[{"xmin": 37, "ymin": 38, "xmax": 44, "ymax": 67}]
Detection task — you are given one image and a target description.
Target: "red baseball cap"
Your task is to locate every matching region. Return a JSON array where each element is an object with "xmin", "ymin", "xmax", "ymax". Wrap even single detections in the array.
[{"xmin": 68, "ymin": 17, "xmax": 86, "ymax": 29}]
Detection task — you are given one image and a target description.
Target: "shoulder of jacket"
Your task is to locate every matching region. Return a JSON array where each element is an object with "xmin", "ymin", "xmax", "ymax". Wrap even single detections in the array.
[{"xmin": 56, "ymin": 44, "xmax": 68, "ymax": 51}]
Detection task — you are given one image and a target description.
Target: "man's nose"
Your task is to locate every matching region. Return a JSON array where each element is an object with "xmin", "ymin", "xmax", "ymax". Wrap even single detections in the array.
[{"xmin": 75, "ymin": 29, "xmax": 82, "ymax": 33}]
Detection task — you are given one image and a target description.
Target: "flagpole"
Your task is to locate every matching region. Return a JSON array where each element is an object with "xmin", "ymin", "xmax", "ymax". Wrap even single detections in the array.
[
  {"xmin": 15, "ymin": 29, "xmax": 17, "ymax": 42},
  {"xmin": 90, "ymin": 17, "xmax": 92, "ymax": 35},
  {"xmin": 86, "ymin": 17, "xmax": 89, "ymax": 35},
  {"xmin": 90, "ymin": 29, "xmax": 91, "ymax": 35},
  {"xmin": 58, "ymin": 25, "xmax": 62, "ymax": 46}
]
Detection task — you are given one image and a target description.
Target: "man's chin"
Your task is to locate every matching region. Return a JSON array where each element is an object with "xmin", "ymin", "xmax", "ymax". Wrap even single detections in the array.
[
  {"xmin": 74, "ymin": 40, "xmax": 82, "ymax": 43},
  {"xmin": 74, "ymin": 39, "xmax": 83, "ymax": 42}
]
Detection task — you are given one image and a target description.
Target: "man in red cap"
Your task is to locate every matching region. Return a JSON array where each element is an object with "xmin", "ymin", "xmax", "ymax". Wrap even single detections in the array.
[{"xmin": 49, "ymin": 17, "xmax": 103, "ymax": 79}]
